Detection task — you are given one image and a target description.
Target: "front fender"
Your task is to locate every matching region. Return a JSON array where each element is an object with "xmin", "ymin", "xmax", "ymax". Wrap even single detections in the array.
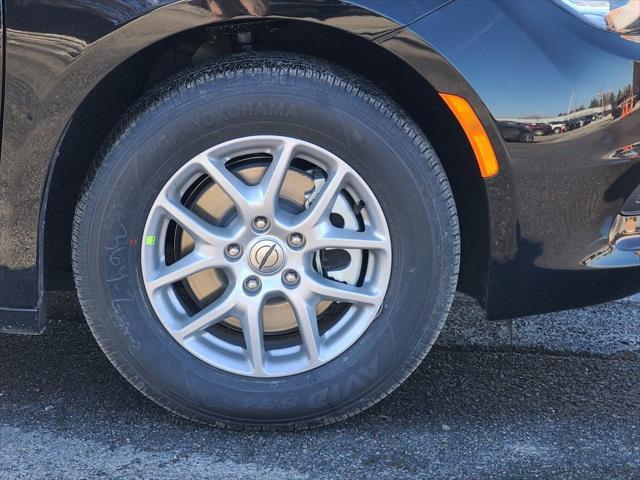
[
  {"xmin": 0, "ymin": 0, "xmax": 470, "ymax": 332},
  {"xmin": 413, "ymin": 0, "xmax": 640, "ymax": 318}
]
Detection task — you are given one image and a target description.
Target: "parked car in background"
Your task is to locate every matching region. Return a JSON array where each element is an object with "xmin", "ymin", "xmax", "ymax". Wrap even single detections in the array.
[
  {"xmin": 498, "ymin": 121, "xmax": 535, "ymax": 143},
  {"xmin": 0, "ymin": 0, "xmax": 638, "ymax": 430},
  {"xmin": 567, "ymin": 119, "xmax": 582, "ymax": 130},
  {"xmin": 550, "ymin": 121, "xmax": 568, "ymax": 134},
  {"xmin": 526, "ymin": 122, "xmax": 553, "ymax": 136}
]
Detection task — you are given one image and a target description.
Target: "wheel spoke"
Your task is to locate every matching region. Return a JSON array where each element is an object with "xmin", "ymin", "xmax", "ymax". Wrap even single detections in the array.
[
  {"xmin": 148, "ymin": 252, "xmax": 214, "ymax": 292},
  {"xmin": 239, "ymin": 300, "xmax": 266, "ymax": 376},
  {"xmin": 174, "ymin": 289, "xmax": 238, "ymax": 340},
  {"xmin": 307, "ymin": 275, "xmax": 381, "ymax": 306},
  {"xmin": 288, "ymin": 294, "xmax": 321, "ymax": 364},
  {"xmin": 299, "ymin": 167, "xmax": 348, "ymax": 228},
  {"xmin": 158, "ymin": 196, "xmax": 228, "ymax": 246},
  {"xmin": 195, "ymin": 153, "xmax": 254, "ymax": 219},
  {"xmin": 313, "ymin": 227, "xmax": 387, "ymax": 251},
  {"xmin": 260, "ymin": 139, "xmax": 297, "ymax": 212}
]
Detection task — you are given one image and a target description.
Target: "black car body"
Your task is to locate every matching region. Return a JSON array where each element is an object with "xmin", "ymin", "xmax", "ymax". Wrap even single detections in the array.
[
  {"xmin": 498, "ymin": 121, "xmax": 534, "ymax": 143},
  {"xmin": 0, "ymin": 0, "xmax": 638, "ymax": 329},
  {"xmin": 0, "ymin": 0, "xmax": 638, "ymax": 428},
  {"xmin": 566, "ymin": 119, "xmax": 581, "ymax": 130}
]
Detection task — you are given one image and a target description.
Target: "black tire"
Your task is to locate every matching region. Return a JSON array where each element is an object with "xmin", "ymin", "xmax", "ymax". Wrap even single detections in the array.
[
  {"xmin": 554, "ymin": 127, "xmax": 561, "ymax": 134},
  {"xmin": 72, "ymin": 52, "xmax": 460, "ymax": 430}
]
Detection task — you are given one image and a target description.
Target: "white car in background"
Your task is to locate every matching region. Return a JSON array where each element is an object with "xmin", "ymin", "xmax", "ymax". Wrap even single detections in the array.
[{"xmin": 550, "ymin": 122, "xmax": 567, "ymax": 134}]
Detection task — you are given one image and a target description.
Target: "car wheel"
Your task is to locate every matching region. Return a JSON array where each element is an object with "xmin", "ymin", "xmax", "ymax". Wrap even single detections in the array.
[
  {"xmin": 553, "ymin": 127, "xmax": 561, "ymax": 134},
  {"xmin": 72, "ymin": 52, "xmax": 460, "ymax": 429},
  {"xmin": 520, "ymin": 132, "xmax": 534, "ymax": 143}
]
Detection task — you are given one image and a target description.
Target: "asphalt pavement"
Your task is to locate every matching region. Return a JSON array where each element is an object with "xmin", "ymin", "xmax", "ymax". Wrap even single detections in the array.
[{"xmin": 1, "ymin": 293, "xmax": 639, "ymax": 479}]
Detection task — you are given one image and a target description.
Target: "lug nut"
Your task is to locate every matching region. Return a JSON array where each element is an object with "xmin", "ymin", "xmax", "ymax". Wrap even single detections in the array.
[
  {"xmin": 287, "ymin": 232, "xmax": 305, "ymax": 248},
  {"xmin": 282, "ymin": 269, "xmax": 300, "ymax": 287},
  {"xmin": 244, "ymin": 276, "xmax": 262, "ymax": 294},
  {"xmin": 225, "ymin": 243, "xmax": 242, "ymax": 259},
  {"xmin": 253, "ymin": 216, "xmax": 269, "ymax": 231}
]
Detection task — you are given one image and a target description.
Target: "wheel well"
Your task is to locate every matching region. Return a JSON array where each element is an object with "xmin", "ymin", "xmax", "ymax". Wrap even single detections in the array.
[{"xmin": 43, "ymin": 19, "xmax": 490, "ymax": 305}]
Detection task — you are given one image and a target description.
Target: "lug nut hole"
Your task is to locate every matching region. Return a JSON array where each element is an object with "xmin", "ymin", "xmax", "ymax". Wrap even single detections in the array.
[
  {"xmin": 287, "ymin": 232, "xmax": 305, "ymax": 249},
  {"xmin": 282, "ymin": 269, "xmax": 300, "ymax": 287},
  {"xmin": 253, "ymin": 216, "xmax": 269, "ymax": 232},
  {"xmin": 244, "ymin": 276, "xmax": 262, "ymax": 294},
  {"xmin": 225, "ymin": 243, "xmax": 243, "ymax": 260}
]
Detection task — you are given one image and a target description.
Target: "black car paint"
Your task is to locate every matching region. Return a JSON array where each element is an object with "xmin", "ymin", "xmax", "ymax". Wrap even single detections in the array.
[
  {"xmin": 415, "ymin": 0, "xmax": 639, "ymax": 317},
  {"xmin": 0, "ymin": 0, "xmax": 637, "ymax": 333}
]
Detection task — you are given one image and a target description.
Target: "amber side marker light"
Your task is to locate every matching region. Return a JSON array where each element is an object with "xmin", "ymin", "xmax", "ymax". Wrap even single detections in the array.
[{"xmin": 439, "ymin": 93, "xmax": 500, "ymax": 178}]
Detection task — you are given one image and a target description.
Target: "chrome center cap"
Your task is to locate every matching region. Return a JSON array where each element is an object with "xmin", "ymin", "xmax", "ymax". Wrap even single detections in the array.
[{"xmin": 249, "ymin": 239, "xmax": 286, "ymax": 274}]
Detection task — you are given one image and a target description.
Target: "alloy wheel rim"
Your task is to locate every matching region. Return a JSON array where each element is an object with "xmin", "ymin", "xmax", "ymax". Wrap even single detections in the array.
[{"xmin": 141, "ymin": 135, "xmax": 392, "ymax": 377}]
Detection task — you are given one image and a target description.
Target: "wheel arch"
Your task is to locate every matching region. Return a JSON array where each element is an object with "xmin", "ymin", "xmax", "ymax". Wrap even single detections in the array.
[{"xmin": 41, "ymin": 2, "xmax": 494, "ymax": 310}]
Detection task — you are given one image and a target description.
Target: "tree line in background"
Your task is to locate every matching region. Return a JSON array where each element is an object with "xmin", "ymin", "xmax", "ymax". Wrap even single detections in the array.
[{"xmin": 557, "ymin": 84, "xmax": 632, "ymax": 116}]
